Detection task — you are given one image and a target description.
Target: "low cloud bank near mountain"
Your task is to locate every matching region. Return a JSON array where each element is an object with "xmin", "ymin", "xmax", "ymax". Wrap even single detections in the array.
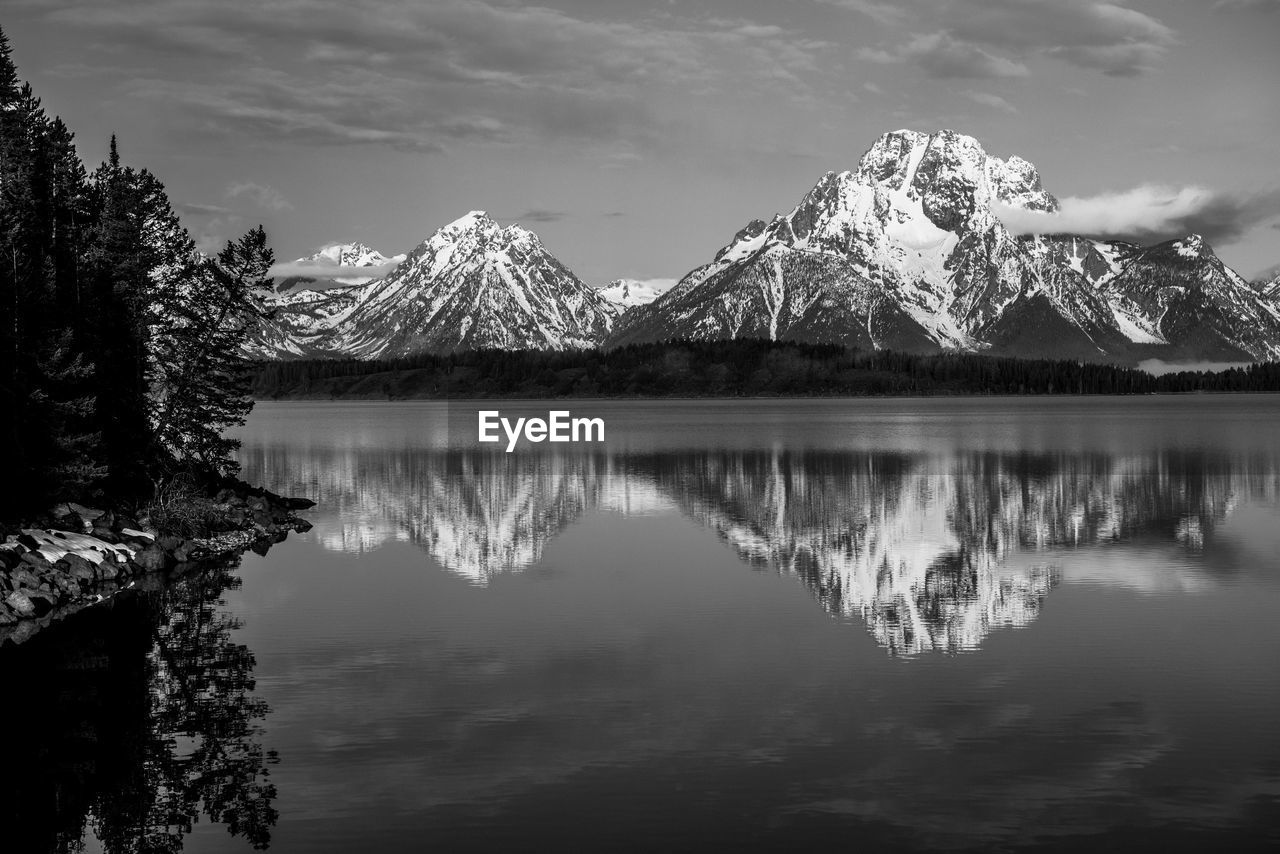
[
  {"xmin": 996, "ymin": 185, "xmax": 1280, "ymax": 245},
  {"xmin": 267, "ymin": 260, "xmax": 403, "ymax": 283}
]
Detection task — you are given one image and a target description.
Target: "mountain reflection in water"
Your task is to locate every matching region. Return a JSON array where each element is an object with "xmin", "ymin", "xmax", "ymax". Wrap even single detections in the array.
[{"xmin": 238, "ymin": 442, "xmax": 1277, "ymax": 655}]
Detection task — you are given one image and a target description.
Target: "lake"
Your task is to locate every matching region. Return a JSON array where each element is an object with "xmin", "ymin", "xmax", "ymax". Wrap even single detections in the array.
[{"xmin": 7, "ymin": 396, "xmax": 1280, "ymax": 852}]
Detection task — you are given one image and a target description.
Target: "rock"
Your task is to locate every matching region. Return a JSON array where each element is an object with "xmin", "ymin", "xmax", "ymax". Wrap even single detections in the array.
[
  {"xmin": 157, "ymin": 535, "xmax": 183, "ymax": 552},
  {"xmin": 24, "ymin": 589, "xmax": 56, "ymax": 616},
  {"xmin": 91, "ymin": 526, "xmax": 121, "ymax": 544},
  {"xmin": 4, "ymin": 591, "xmax": 36, "ymax": 617},
  {"xmin": 10, "ymin": 568, "xmax": 41, "ymax": 590},
  {"xmin": 60, "ymin": 553, "xmax": 98, "ymax": 584},
  {"xmin": 16, "ymin": 533, "xmax": 40, "ymax": 551},
  {"xmin": 50, "ymin": 572, "xmax": 78, "ymax": 595},
  {"xmin": 20, "ymin": 551, "xmax": 51, "ymax": 570},
  {"xmin": 284, "ymin": 497, "xmax": 317, "ymax": 510},
  {"xmin": 68, "ymin": 503, "xmax": 105, "ymax": 523},
  {"xmin": 294, "ymin": 519, "xmax": 314, "ymax": 533},
  {"xmin": 120, "ymin": 529, "xmax": 156, "ymax": 549},
  {"xmin": 252, "ymin": 510, "xmax": 273, "ymax": 527},
  {"xmin": 96, "ymin": 563, "xmax": 119, "ymax": 581},
  {"xmin": 133, "ymin": 544, "xmax": 174, "ymax": 572},
  {"xmin": 0, "ymin": 547, "xmax": 20, "ymax": 570}
]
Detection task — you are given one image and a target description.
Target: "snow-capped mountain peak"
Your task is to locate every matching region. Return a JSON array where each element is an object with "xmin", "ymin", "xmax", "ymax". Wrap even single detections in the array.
[
  {"xmin": 610, "ymin": 128, "xmax": 1280, "ymax": 363},
  {"xmin": 597, "ymin": 279, "xmax": 670, "ymax": 308},
  {"xmin": 247, "ymin": 130, "xmax": 1280, "ymax": 364},
  {"xmin": 311, "ymin": 241, "xmax": 391, "ymax": 269}
]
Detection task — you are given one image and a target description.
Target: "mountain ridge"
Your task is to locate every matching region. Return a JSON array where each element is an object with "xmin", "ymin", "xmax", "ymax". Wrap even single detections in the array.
[{"xmin": 245, "ymin": 130, "xmax": 1280, "ymax": 365}]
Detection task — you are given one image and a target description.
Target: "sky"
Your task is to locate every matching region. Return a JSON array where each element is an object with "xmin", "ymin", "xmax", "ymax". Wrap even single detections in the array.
[{"xmin": 5, "ymin": 0, "xmax": 1280, "ymax": 285}]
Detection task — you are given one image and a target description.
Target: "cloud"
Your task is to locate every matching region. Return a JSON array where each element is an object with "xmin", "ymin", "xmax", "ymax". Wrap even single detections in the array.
[
  {"xmin": 854, "ymin": 46, "xmax": 901, "ymax": 64},
  {"xmin": 267, "ymin": 259, "xmax": 402, "ymax": 281},
  {"xmin": 860, "ymin": 1, "xmax": 1177, "ymax": 78},
  {"xmin": 1213, "ymin": 0, "xmax": 1280, "ymax": 9},
  {"xmin": 511, "ymin": 209, "xmax": 567, "ymax": 224},
  {"xmin": 995, "ymin": 184, "xmax": 1280, "ymax": 245},
  {"xmin": 963, "ymin": 90, "xmax": 1019, "ymax": 112},
  {"xmin": 902, "ymin": 32, "xmax": 1030, "ymax": 78},
  {"xmin": 227, "ymin": 181, "xmax": 294, "ymax": 211},
  {"xmin": 177, "ymin": 201, "xmax": 236, "ymax": 217},
  {"xmin": 815, "ymin": 0, "xmax": 909, "ymax": 25},
  {"xmin": 34, "ymin": 0, "xmax": 843, "ymax": 154}
]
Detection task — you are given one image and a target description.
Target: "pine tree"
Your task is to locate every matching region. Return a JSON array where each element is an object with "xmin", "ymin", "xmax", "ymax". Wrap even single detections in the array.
[
  {"xmin": 85, "ymin": 137, "xmax": 163, "ymax": 496},
  {"xmin": 151, "ymin": 226, "xmax": 272, "ymax": 477}
]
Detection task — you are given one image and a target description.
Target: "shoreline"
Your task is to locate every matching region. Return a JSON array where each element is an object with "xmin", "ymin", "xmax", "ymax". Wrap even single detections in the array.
[
  {"xmin": 0, "ymin": 483, "xmax": 314, "ymax": 646},
  {"xmin": 250, "ymin": 389, "xmax": 1280, "ymax": 402}
]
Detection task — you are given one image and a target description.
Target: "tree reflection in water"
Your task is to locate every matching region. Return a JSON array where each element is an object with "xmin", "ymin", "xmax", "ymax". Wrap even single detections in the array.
[{"xmin": 0, "ymin": 557, "xmax": 278, "ymax": 853}]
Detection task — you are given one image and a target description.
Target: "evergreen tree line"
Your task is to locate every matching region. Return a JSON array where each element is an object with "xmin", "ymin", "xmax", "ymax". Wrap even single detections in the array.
[
  {"xmin": 1, "ymin": 28, "xmax": 273, "ymax": 521},
  {"xmin": 250, "ymin": 338, "xmax": 1280, "ymax": 400}
]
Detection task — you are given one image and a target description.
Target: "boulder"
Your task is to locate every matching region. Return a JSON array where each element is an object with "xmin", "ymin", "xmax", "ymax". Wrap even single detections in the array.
[
  {"xmin": 68, "ymin": 503, "xmax": 105, "ymax": 523},
  {"xmin": 133, "ymin": 544, "xmax": 173, "ymax": 572},
  {"xmin": 4, "ymin": 591, "xmax": 36, "ymax": 618},
  {"xmin": 157, "ymin": 535, "xmax": 183, "ymax": 553},
  {"xmin": 24, "ymin": 589, "xmax": 56, "ymax": 616},
  {"xmin": 59, "ymin": 553, "xmax": 98, "ymax": 584},
  {"xmin": 20, "ymin": 551, "xmax": 51, "ymax": 570},
  {"xmin": 0, "ymin": 547, "xmax": 20, "ymax": 570},
  {"xmin": 10, "ymin": 568, "xmax": 41, "ymax": 590},
  {"xmin": 91, "ymin": 526, "xmax": 121, "ymax": 544},
  {"xmin": 284, "ymin": 497, "xmax": 317, "ymax": 510}
]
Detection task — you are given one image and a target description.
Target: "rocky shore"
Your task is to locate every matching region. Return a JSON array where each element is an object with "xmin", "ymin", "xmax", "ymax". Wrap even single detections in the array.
[{"xmin": 0, "ymin": 483, "xmax": 313, "ymax": 645}]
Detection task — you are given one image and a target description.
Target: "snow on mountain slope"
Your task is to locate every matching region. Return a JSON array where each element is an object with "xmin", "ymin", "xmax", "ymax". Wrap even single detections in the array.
[
  {"xmin": 245, "ymin": 242, "xmax": 399, "ymax": 359},
  {"xmin": 1103, "ymin": 235, "xmax": 1280, "ymax": 361},
  {"xmin": 610, "ymin": 129, "xmax": 1129, "ymax": 359},
  {"xmin": 610, "ymin": 129, "xmax": 1277, "ymax": 363},
  {"xmin": 273, "ymin": 241, "xmax": 405, "ymax": 293},
  {"xmin": 244, "ymin": 131, "xmax": 1280, "ymax": 364},
  {"xmin": 597, "ymin": 278, "xmax": 671, "ymax": 308},
  {"xmin": 330, "ymin": 212, "xmax": 618, "ymax": 358}
]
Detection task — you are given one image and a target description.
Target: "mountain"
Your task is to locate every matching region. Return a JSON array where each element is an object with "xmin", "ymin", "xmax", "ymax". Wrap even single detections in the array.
[
  {"xmin": 339, "ymin": 212, "xmax": 618, "ymax": 357},
  {"xmin": 244, "ymin": 242, "xmax": 399, "ymax": 359},
  {"xmin": 1254, "ymin": 262, "xmax": 1280, "ymax": 287},
  {"xmin": 609, "ymin": 129, "xmax": 1280, "ymax": 363},
  {"xmin": 1101, "ymin": 235, "xmax": 1280, "ymax": 361},
  {"xmin": 273, "ymin": 241, "xmax": 403, "ymax": 293},
  {"xmin": 597, "ymin": 278, "xmax": 670, "ymax": 308},
  {"xmin": 245, "ymin": 212, "xmax": 619, "ymax": 359}
]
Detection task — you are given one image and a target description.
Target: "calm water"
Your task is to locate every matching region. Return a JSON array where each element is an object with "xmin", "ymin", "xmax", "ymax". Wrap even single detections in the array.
[{"xmin": 6, "ymin": 396, "xmax": 1280, "ymax": 852}]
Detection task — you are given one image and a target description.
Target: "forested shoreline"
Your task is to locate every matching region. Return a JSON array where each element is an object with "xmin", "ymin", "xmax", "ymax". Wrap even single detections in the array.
[
  {"xmin": 0, "ymin": 27, "xmax": 272, "ymax": 524},
  {"xmin": 251, "ymin": 339, "xmax": 1280, "ymax": 400}
]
